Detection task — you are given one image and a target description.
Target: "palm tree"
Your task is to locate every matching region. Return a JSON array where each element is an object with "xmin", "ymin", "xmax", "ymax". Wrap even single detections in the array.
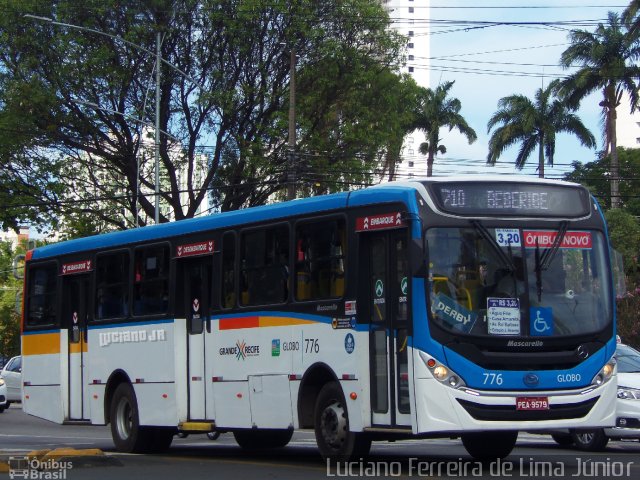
[
  {"xmin": 487, "ymin": 80, "xmax": 596, "ymax": 178},
  {"xmin": 412, "ymin": 81, "xmax": 477, "ymax": 177},
  {"xmin": 623, "ymin": 0, "xmax": 640, "ymax": 34},
  {"xmin": 557, "ymin": 11, "xmax": 640, "ymax": 208}
]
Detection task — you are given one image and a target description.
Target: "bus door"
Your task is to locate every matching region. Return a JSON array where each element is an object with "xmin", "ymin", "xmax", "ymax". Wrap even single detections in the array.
[
  {"xmin": 181, "ymin": 257, "xmax": 213, "ymax": 421},
  {"xmin": 62, "ymin": 273, "xmax": 90, "ymax": 420},
  {"xmin": 361, "ymin": 229, "xmax": 412, "ymax": 427}
]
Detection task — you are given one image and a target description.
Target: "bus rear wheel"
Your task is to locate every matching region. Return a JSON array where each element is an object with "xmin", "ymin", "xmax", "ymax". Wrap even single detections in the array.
[
  {"xmin": 314, "ymin": 382, "xmax": 371, "ymax": 463},
  {"xmin": 461, "ymin": 431, "xmax": 518, "ymax": 461},
  {"xmin": 110, "ymin": 382, "xmax": 158, "ymax": 453},
  {"xmin": 233, "ymin": 429, "xmax": 293, "ymax": 449}
]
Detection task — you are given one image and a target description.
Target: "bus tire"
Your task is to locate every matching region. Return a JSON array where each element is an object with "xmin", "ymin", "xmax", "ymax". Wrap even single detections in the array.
[
  {"xmin": 314, "ymin": 381, "xmax": 371, "ymax": 462},
  {"xmin": 570, "ymin": 429, "xmax": 609, "ymax": 451},
  {"xmin": 233, "ymin": 429, "xmax": 293, "ymax": 449},
  {"xmin": 148, "ymin": 427, "xmax": 175, "ymax": 452},
  {"xmin": 551, "ymin": 433, "xmax": 574, "ymax": 446},
  {"xmin": 461, "ymin": 431, "xmax": 517, "ymax": 461},
  {"xmin": 110, "ymin": 382, "xmax": 151, "ymax": 453}
]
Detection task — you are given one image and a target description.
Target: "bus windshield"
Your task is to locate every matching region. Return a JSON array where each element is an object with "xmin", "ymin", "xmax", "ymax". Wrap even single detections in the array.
[{"xmin": 426, "ymin": 226, "xmax": 611, "ymax": 338}]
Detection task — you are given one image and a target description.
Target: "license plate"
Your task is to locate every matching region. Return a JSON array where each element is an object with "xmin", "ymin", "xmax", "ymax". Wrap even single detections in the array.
[{"xmin": 516, "ymin": 396, "xmax": 549, "ymax": 410}]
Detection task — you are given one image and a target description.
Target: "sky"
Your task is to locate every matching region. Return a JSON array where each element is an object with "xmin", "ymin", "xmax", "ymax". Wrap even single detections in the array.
[{"xmin": 391, "ymin": 0, "xmax": 632, "ymax": 179}]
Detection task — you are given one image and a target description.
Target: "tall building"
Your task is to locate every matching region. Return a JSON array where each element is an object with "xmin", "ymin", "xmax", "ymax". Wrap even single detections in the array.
[
  {"xmin": 617, "ymin": 91, "xmax": 640, "ymax": 150},
  {"xmin": 383, "ymin": 0, "xmax": 430, "ymax": 180},
  {"xmin": 0, "ymin": 226, "xmax": 29, "ymax": 250}
]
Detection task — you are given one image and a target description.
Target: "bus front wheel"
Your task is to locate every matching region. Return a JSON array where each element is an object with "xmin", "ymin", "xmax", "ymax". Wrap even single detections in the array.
[
  {"xmin": 461, "ymin": 431, "xmax": 518, "ymax": 461},
  {"xmin": 110, "ymin": 382, "xmax": 153, "ymax": 453},
  {"xmin": 314, "ymin": 382, "xmax": 371, "ymax": 462}
]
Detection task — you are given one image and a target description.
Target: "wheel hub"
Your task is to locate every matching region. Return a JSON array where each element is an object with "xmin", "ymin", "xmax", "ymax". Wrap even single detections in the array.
[
  {"xmin": 115, "ymin": 397, "xmax": 132, "ymax": 440},
  {"xmin": 320, "ymin": 401, "xmax": 347, "ymax": 449}
]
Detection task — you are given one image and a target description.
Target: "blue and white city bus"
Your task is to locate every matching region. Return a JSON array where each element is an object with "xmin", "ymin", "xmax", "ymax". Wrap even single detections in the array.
[{"xmin": 21, "ymin": 176, "xmax": 617, "ymax": 461}]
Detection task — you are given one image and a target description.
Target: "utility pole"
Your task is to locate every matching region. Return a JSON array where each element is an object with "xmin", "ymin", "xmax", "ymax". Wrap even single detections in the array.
[
  {"xmin": 287, "ymin": 48, "xmax": 296, "ymax": 201},
  {"xmin": 154, "ymin": 31, "xmax": 161, "ymax": 224}
]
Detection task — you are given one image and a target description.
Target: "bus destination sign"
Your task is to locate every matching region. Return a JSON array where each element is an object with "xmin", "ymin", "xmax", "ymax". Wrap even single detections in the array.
[{"xmin": 428, "ymin": 182, "xmax": 590, "ymax": 217}]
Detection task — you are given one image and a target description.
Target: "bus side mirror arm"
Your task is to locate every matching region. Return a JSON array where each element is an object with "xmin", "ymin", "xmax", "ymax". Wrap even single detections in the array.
[{"xmin": 13, "ymin": 254, "xmax": 25, "ymax": 279}]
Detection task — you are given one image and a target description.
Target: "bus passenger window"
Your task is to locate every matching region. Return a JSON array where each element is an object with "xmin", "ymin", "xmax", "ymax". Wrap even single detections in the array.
[
  {"xmin": 295, "ymin": 219, "xmax": 346, "ymax": 301},
  {"xmin": 240, "ymin": 225, "xmax": 289, "ymax": 306},
  {"xmin": 95, "ymin": 252, "xmax": 130, "ymax": 320},
  {"xmin": 26, "ymin": 264, "xmax": 58, "ymax": 327},
  {"xmin": 133, "ymin": 245, "xmax": 170, "ymax": 316},
  {"xmin": 221, "ymin": 233, "xmax": 236, "ymax": 309}
]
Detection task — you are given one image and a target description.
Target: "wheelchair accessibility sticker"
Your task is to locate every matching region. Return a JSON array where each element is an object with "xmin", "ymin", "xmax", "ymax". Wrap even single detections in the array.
[{"xmin": 530, "ymin": 307, "xmax": 553, "ymax": 336}]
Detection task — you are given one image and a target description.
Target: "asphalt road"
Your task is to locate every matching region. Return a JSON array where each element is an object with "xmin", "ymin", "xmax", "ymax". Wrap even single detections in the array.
[{"xmin": 2, "ymin": 403, "xmax": 640, "ymax": 479}]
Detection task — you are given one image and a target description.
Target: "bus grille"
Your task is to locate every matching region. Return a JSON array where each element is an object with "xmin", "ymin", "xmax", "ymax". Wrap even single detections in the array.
[{"xmin": 457, "ymin": 397, "xmax": 598, "ymax": 421}]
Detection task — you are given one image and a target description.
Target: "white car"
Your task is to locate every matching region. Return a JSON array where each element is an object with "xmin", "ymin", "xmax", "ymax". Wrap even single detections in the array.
[
  {"xmin": 551, "ymin": 343, "xmax": 640, "ymax": 451},
  {"xmin": 0, "ymin": 355, "xmax": 22, "ymax": 404},
  {"xmin": 0, "ymin": 377, "xmax": 7, "ymax": 412}
]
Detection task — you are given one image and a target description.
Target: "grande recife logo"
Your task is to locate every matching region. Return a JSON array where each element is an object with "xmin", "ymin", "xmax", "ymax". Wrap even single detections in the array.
[{"xmin": 219, "ymin": 339, "xmax": 260, "ymax": 360}]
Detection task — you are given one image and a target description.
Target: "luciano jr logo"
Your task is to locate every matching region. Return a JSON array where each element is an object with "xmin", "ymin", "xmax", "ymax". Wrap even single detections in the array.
[{"xmin": 8, "ymin": 456, "xmax": 72, "ymax": 479}]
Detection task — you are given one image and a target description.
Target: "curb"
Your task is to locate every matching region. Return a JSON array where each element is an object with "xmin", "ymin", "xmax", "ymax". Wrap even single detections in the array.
[{"xmin": 0, "ymin": 448, "xmax": 123, "ymax": 470}]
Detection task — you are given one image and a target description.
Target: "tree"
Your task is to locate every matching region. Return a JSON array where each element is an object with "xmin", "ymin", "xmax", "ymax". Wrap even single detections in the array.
[
  {"xmin": 411, "ymin": 81, "xmax": 477, "ymax": 177},
  {"xmin": 487, "ymin": 80, "xmax": 596, "ymax": 177},
  {"xmin": 623, "ymin": 0, "xmax": 640, "ymax": 34},
  {"xmin": 564, "ymin": 146, "xmax": 640, "ymax": 215},
  {"xmin": 0, "ymin": 240, "xmax": 23, "ymax": 362},
  {"xmin": 0, "ymin": 0, "xmax": 409, "ymax": 230},
  {"xmin": 557, "ymin": 11, "xmax": 640, "ymax": 208}
]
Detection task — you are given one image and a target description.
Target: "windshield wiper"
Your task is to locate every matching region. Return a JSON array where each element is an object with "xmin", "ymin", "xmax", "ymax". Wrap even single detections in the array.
[
  {"xmin": 540, "ymin": 221, "xmax": 569, "ymax": 271},
  {"xmin": 535, "ymin": 221, "xmax": 569, "ymax": 301},
  {"xmin": 471, "ymin": 220, "xmax": 516, "ymax": 273}
]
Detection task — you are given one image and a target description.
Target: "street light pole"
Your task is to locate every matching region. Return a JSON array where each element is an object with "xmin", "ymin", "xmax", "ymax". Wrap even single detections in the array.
[
  {"xmin": 287, "ymin": 48, "xmax": 296, "ymax": 201},
  {"xmin": 155, "ymin": 31, "xmax": 161, "ymax": 224}
]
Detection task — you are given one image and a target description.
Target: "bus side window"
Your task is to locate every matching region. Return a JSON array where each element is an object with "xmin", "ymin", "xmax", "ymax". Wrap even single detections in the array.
[
  {"xmin": 221, "ymin": 232, "xmax": 236, "ymax": 309},
  {"xmin": 95, "ymin": 251, "xmax": 130, "ymax": 320},
  {"xmin": 295, "ymin": 219, "xmax": 346, "ymax": 301},
  {"xmin": 26, "ymin": 263, "xmax": 58, "ymax": 327},
  {"xmin": 241, "ymin": 225, "xmax": 289, "ymax": 306},
  {"xmin": 133, "ymin": 245, "xmax": 170, "ymax": 316}
]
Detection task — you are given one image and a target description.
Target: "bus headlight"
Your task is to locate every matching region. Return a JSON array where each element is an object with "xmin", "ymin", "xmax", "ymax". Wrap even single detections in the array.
[
  {"xmin": 419, "ymin": 352, "xmax": 466, "ymax": 389},
  {"xmin": 591, "ymin": 359, "xmax": 616, "ymax": 386},
  {"xmin": 433, "ymin": 365, "xmax": 448, "ymax": 380},
  {"xmin": 0, "ymin": 378, "xmax": 4, "ymax": 386}
]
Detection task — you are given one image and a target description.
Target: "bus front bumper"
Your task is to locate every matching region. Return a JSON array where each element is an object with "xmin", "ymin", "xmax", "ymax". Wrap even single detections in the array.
[{"xmin": 414, "ymin": 377, "xmax": 617, "ymax": 434}]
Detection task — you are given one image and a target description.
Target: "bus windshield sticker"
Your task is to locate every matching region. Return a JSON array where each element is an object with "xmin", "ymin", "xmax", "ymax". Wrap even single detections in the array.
[
  {"xmin": 487, "ymin": 298, "xmax": 521, "ymax": 335},
  {"xmin": 355, "ymin": 212, "xmax": 404, "ymax": 232},
  {"xmin": 495, "ymin": 229, "xmax": 521, "ymax": 247},
  {"xmin": 176, "ymin": 240, "xmax": 215, "ymax": 257},
  {"xmin": 530, "ymin": 307, "xmax": 554, "ymax": 336},
  {"xmin": 523, "ymin": 231, "xmax": 592, "ymax": 249},
  {"xmin": 432, "ymin": 293, "xmax": 477, "ymax": 333}
]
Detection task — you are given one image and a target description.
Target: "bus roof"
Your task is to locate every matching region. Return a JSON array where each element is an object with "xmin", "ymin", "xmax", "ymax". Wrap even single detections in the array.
[{"xmin": 29, "ymin": 176, "xmax": 585, "ymax": 260}]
